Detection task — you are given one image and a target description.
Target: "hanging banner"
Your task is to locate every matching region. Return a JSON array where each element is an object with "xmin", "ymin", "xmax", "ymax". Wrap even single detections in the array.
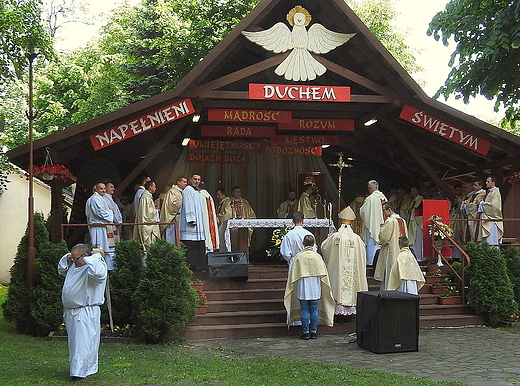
[
  {"xmin": 259, "ymin": 145, "xmax": 322, "ymax": 156},
  {"xmin": 208, "ymin": 108, "xmax": 292, "ymax": 123},
  {"xmin": 399, "ymin": 105, "xmax": 491, "ymax": 156},
  {"xmin": 278, "ymin": 118, "xmax": 355, "ymax": 131},
  {"xmin": 186, "ymin": 153, "xmax": 249, "ymax": 164},
  {"xmin": 200, "ymin": 125, "xmax": 276, "ymax": 138},
  {"xmin": 189, "ymin": 139, "xmax": 258, "ymax": 151},
  {"xmin": 89, "ymin": 99, "xmax": 195, "ymax": 150},
  {"xmin": 270, "ymin": 135, "xmax": 340, "ymax": 146},
  {"xmin": 249, "ymin": 83, "xmax": 351, "ymax": 102}
]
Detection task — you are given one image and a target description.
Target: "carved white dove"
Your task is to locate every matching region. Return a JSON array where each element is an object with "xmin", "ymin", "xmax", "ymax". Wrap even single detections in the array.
[{"xmin": 242, "ymin": 5, "xmax": 356, "ymax": 81}]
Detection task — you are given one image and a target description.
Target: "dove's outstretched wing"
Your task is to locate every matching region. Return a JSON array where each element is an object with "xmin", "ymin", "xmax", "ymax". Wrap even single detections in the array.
[
  {"xmin": 307, "ymin": 24, "xmax": 356, "ymax": 54},
  {"xmin": 242, "ymin": 22, "xmax": 293, "ymax": 54}
]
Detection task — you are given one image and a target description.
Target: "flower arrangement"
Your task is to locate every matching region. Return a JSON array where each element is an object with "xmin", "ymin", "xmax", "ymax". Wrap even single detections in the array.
[
  {"xmin": 442, "ymin": 285, "xmax": 461, "ymax": 297},
  {"xmin": 508, "ymin": 171, "xmax": 520, "ymax": 185},
  {"xmin": 31, "ymin": 164, "xmax": 70, "ymax": 181},
  {"xmin": 428, "ymin": 215, "xmax": 453, "ymax": 240},
  {"xmin": 197, "ymin": 289, "xmax": 207, "ymax": 306},
  {"xmin": 266, "ymin": 226, "xmax": 290, "ymax": 260}
]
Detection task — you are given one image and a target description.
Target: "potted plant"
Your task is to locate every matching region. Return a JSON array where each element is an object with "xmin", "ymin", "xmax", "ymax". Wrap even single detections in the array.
[
  {"xmin": 430, "ymin": 277, "xmax": 450, "ymax": 294},
  {"xmin": 31, "ymin": 164, "xmax": 70, "ymax": 181},
  {"xmin": 191, "ymin": 279, "xmax": 204, "ymax": 292},
  {"xmin": 266, "ymin": 226, "xmax": 290, "ymax": 260},
  {"xmin": 195, "ymin": 290, "xmax": 208, "ymax": 314},
  {"xmin": 439, "ymin": 285, "xmax": 462, "ymax": 305}
]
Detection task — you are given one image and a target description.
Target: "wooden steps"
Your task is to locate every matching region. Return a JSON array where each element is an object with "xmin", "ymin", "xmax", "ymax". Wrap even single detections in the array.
[{"xmin": 185, "ymin": 264, "xmax": 486, "ymax": 341}]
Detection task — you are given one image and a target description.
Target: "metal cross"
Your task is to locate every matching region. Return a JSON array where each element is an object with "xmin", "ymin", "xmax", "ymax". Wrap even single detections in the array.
[{"xmin": 329, "ymin": 152, "xmax": 353, "ymax": 215}]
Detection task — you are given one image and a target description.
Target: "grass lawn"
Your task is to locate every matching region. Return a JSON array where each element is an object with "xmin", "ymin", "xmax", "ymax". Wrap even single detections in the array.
[{"xmin": 0, "ymin": 285, "xmax": 466, "ymax": 385}]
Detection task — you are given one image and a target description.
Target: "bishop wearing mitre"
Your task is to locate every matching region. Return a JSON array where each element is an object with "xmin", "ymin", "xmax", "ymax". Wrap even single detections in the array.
[{"xmin": 321, "ymin": 206, "xmax": 368, "ymax": 317}]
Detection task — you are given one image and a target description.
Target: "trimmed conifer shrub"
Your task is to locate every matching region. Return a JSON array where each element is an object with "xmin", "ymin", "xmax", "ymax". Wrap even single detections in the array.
[
  {"xmin": 502, "ymin": 247, "xmax": 520, "ymax": 304},
  {"xmin": 133, "ymin": 239, "xmax": 197, "ymax": 344},
  {"xmin": 464, "ymin": 242, "xmax": 518, "ymax": 327},
  {"xmin": 109, "ymin": 239, "xmax": 143, "ymax": 326},
  {"xmin": 31, "ymin": 240, "xmax": 69, "ymax": 336},
  {"xmin": 3, "ymin": 213, "xmax": 51, "ymax": 335}
]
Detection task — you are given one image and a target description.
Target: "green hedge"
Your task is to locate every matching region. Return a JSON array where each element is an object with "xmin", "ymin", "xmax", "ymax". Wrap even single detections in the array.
[
  {"xmin": 133, "ymin": 239, "xmax": 197, "ymax": 344},
  {"xmin": 465, "ymin": 242, "xmax": 518, "ymax": 327}
]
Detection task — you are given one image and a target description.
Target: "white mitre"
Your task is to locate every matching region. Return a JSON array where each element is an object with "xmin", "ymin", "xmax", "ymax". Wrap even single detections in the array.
[{"xmin": 338, "ymin": 206, "xmax": 356, "ymax": 223}]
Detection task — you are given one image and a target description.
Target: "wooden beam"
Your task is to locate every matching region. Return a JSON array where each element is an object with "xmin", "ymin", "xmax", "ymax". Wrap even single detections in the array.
[
  {"xmin": 314, "ymin": 56, "xmax": 398, "ymax": 98},
  {"xmin": 443, "ymin": 156, "xmax": 517, "ymax": 179},
  {"xmin": 193, "ymin": 53, "xmax": 288, "ymax": 93},
  {"xmin": 380, "ymin": 117, "xmax": 456, "ymax": 202},
  {"xmin": 114, "ymin": 116, "xmax": 191, "ymax": 196}
]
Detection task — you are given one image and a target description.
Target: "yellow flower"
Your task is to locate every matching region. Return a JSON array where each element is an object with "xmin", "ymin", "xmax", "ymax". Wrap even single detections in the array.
[{"xmin": 275, "ymin": 239, "xmax": 281, "ymax": 246}]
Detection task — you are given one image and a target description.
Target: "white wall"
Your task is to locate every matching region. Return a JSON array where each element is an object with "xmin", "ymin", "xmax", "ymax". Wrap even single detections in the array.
[{"xmin": 0, "ymin": 171, "xmax": 51, "ymax": 284}]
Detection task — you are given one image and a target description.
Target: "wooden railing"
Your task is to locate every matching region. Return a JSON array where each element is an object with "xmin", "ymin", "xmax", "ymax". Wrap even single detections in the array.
[
  {"xmin": 60, "ymin": 222, "xmax": 181, "ymax": 248},
  {"xmin": 430, "ymin": 217, "xmax": 520, "ymax": 304}
]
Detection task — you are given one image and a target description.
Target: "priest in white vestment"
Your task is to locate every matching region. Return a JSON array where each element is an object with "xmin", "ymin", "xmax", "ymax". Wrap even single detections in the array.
[
  {"xmin": 160, "ymin": 176, "xmax": 187, "ymax": 244},
  {"xmin": 103, "ymin": 181, "xmax": 123, "ymax": 243},
  {"xmin": 359, "ymin": 180, "xmax": 387, "ymax": 265},
  {"xmin": 284, "ymin": 235, "xmax": 335, "ymax": 339},
  {"xmin": 462, "ymin": 180, "xmax": 486, "ymax": 242},
  {"xmin": 58, "ymin": 244, "xmax": 107, "ymax": 381},
  {"xmin": 134, "ymin": 181, "xmax": 160, "ymax": 251},
  {"xmin": 407, "ymin": 187, "xmax": 423, "ymax": 261},
  {"xmin": 218, "ymin": 186, "xmax": 256, "ymax": 251},
  {"xmin": 132, "ymin": 175, "xmax": 151, "ymax": 218},
  {"xmin": 297, "ymin": 183, "xmax": 317, "ymax": 219},
  {"xmin": 277, "ymin": 189, "xmax": 299, "ymax": 218},
  {"xmin": 85, "ymin": 183, "xmax": 115, "ymax": 269},
  {"xmin": 476, "ymin": 176, "xmax": 503, "ymax": 247},
  {"xmin": 199, "ymin": 188, "xmax": 220, "ymax": 251},
  {"xmin": 179, "ymin": 173, "xmax": 207, "ymax": 271},
  {"xmin": 387, "ymin": 236, "xmax": 425, "ymax": 295},
  {"xmin": 280, "ymin": 211, "xmax": 315, "ymax": 269},
  {"xmin": 321, "ymin": 206, "xmax": 368, "ymax": 317},
  {"xmin": 374, "ymin": 202, "xmax": 408, "ymax": 291}
]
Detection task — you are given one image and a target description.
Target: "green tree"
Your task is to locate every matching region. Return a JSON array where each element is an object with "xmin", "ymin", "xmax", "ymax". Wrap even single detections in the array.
[
  {"xmin": 347, "ymin": 0, "xmax": 421, "ymax": 75},
  {"xmin": 428, "ymin": 0, "xmax": 520, "ymax": 126}
]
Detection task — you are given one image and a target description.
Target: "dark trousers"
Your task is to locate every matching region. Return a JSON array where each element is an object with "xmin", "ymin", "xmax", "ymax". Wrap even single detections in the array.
[{"xmin": 183, "ymin": 240, "xmax": 206, "ymax": 271}]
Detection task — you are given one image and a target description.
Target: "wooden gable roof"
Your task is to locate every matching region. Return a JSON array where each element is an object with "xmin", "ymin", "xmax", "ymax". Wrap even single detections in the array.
[{"xmin": 8, "ymin": 0, "xmax": 520, "ymax": 200}]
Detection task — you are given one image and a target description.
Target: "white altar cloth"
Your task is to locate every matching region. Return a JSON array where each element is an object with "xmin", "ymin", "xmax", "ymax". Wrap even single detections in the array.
[{"xmin": 223, "ymin": 218, "xmax": 335, "ymax": 252}]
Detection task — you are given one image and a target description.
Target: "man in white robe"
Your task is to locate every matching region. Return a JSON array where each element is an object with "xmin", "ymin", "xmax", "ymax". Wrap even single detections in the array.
[
  {"xmin": 387, "ymin": 236, "xmax": 425, "ymax": 295},
  {"xmin": 85, "ymin": 183, "xmax": 115, "ymax": 269},
  {"xmin": 407, "ymin": 187, "xmax": 423, "ymax": 261},
  {"xmin": 179, "ymin": 173, "xmax": 207, "ymax": 271},
  {"xmin": 297, "ymin": 184, "xmax": 316, "ymax": 219},
  {"xmin": 103, "ymin": 181, "xmax": 123, "ymax": 243},
  {"xmin": 280, "ymin": 211, "xmax": 314, "ymax": 269},
  {"xmin": 374, "ymin": 202, "xmax": 408, "ymax": 291},
  {"xmin": 476, "ymin": 176, "xmax": 504, "ymax": 246},
  {"xmin": 359, "ymin": 180, "xmax": 387, "ymax": 265},
  {"xmin": 321, "ymin": 206, "xmax": 368, "ymax": 317},
  {"xmin": 277, "ymin": 189, "xmax": 299, "ymax": 219},
  {"xmin": 134, "ymin": 181, "xmax": 160, "ymax": 251},
  {"xmin": 132, "ymin": 175, "xmax": 151, "ymax": 219},
  {"xmin": 284, "ymin": 235, "xmax": 335, "ymax": 339},
  {"xmin": 160, "ymin": 176, "xmax": 187, "ymax": 244},
  {"xmin": 462, "ymin": 180, "xmax": 485, "ymax": 242},
  {"xmin": 199, "ymin": 188, "xmax": 220, "ymax": 251},
  {"xmin": 58, "ymin": 244, "xmax": 107, "ymax": 381}
]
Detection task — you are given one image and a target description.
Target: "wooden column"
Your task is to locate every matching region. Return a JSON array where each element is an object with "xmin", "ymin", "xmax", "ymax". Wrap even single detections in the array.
[{"xmin": 50, "ymin": 177, "xmax": 64, "ymax": 242}]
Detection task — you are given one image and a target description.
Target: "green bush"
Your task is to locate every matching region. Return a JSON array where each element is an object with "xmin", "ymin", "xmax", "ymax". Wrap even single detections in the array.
[
  {"xmin": 31, "ymin": 240, "xmax": 69, "ymax": 336},
  {"xmin": 133, "ymin": 239, "xmax": 197, "ymax": 344},
  {"xmin": 502, "ymin": 247, "xmax": 520, "ymax": 304},
  {"xmin": 108, "ymin": 239, "xmax": 144, "ymax": 326},
  {"xmin": 2, "ymin": 213, "xmax": 48, "ymax": 335},
  {"xmin": 465, "ymin": 242, "xmax": 518, "ymax": 327}
]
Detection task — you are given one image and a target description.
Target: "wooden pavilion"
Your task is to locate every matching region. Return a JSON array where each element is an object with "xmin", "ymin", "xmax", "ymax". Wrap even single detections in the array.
[{"xmin": 7, "ymin": 0, "xmax": 520, "ymax": 250}]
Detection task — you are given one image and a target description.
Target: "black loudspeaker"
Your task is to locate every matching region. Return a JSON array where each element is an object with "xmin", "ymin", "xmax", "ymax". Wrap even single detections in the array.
[
  {"xmin": 356, "ymin": 291, "xmax": 419, "ymax": 354},
  {"xmin": 207, "ymin": 252, "xmax": 248, "ymax": 281}
]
